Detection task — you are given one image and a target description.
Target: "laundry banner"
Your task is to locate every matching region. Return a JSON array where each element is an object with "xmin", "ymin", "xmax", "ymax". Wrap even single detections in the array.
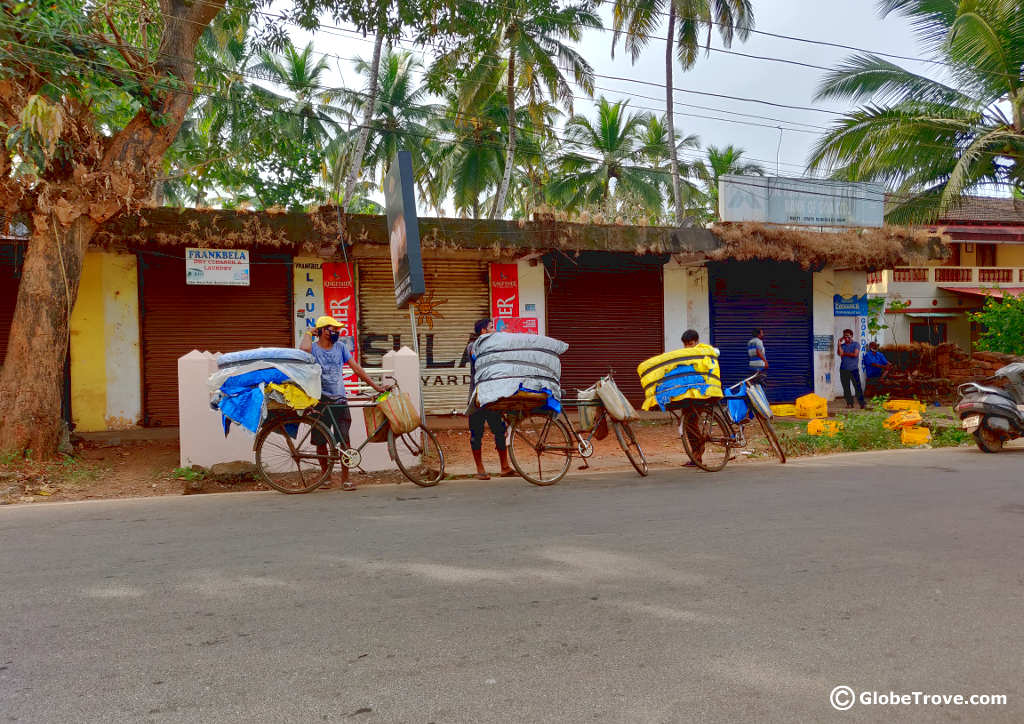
[
  {"xmin": 185, "ymin": 248, "xmax": 249, "ymax": 286},
  {"xmin": 490, "ymin": 263, "xmax": 519, "ymax": 320},
  {"xmin": 293, "ymin": 260, "xmax": 325, "ymax": 346},
  {"xmin": 495, "ymin": 317, "xmax": 538, "ymax": 334}
]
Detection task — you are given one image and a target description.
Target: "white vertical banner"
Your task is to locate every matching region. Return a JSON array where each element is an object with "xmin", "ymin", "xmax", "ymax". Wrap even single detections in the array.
[{"xmin": 293, "ymin": 258, "xmax": 324, "ymax": 347}]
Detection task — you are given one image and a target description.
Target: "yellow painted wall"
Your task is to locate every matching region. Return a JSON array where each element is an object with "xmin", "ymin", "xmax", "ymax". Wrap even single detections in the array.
[
  {"xmin": 70, "ymin": 254, "xmax": 107, "ymax": 431},
  {"xmin": 996, "ymin": 244, "xmax": 1024, "ymax": 267},
  {"xmin": 69, "ymin": 252, "xmax": 141, "ymax": 432},
  {"xmin": 960, "ymin": 246, "xmax": 977, "ymax": 266}
]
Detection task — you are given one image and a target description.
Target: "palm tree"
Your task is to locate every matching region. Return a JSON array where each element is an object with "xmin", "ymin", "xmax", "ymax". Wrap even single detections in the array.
[
  {"xmin": 638, "ymin": 113, "xmax": 704, "ymax": 220},
  {"xmin": 612, "ymin": 0, "xmax": 755, "ymax": 223},
  {"xmin": 808, "ymin": 0, "xmax": 1024, "ymax": 222},
  {"xmin": 432, "ymin": 0, "xmax": 598, "ymax": 219},
  {"xmin": 693, "ymin": 144, "xmax": 764, "ymax": 222},
  {"xmin": 546, "ymin": 97, "xmax": 664, "ymax": 217}
]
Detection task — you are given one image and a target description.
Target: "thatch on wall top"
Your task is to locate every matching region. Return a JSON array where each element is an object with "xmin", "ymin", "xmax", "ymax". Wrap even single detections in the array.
[
  {"xmin": 706, "ymin": 222, "xmax": 942, "ymax": 270},
  {"xmin": 86, "ymin": 207, "xmax": 942, "ymax": 270}
]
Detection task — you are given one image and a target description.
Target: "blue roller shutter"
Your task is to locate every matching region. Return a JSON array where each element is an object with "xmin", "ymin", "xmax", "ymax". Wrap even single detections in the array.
[{"xmin": 709, "ymin": 261, "xmax": 812, "ymax": 403}]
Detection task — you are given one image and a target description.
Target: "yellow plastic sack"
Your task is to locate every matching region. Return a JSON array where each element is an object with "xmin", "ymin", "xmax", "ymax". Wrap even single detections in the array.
[
  {"xmin": 637, "ymin": 345, "xmax": 722, "ymax": 411},
  {"xmin": 795, "ymin": 393, "xmax": 828, "ymax": 419},
  {"xmin": 378, "ymin": 391, "xmax": 420, "ymax": 435},
  {"xmin": 265, "ymin": 382, "xmax": 319, "ymax": 411},
  {"xmin": 363, "ymin": 405, "xmax": 390, "ymax": 443},
  {"xmin": 771, "ymin": 404, "xmax": 798, "ymax": 417},
  {"xmin": 807, "ymin": 419, "xmax": 844, "ymax": 437},
  {"xmin": 883, "ymin": 410, "xmax": 922, "ymax": 430},
  {"xmin": 883, "ymin": 399, "xmax": 926, "ymax": 414},
  {"xmin": 596, "ymin": 376, "xmax": 638, "ymax": 422},
  {"xmin": 901, "ymin": 426, "xmax": 931, "ymax": 446}
]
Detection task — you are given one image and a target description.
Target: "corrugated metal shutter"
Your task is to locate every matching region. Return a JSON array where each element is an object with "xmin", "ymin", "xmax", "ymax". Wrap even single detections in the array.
[
  {"xmin": 0, "ymin": 244, "xmax": 24, "ymax": 366},
  {"xmin": 139, "ymin": 250, "xmax": 292, "ymax": 426},
  {"xmin": 709, "ymin": 261, "xmax": 812, "ymax": 403},
  {"xmin": 546, "ymin": 252, "xmax": 665, "ymax": 406},
  {"xmin": 358, "ymin": 258, "xmax": 488, "ymax": 414}
]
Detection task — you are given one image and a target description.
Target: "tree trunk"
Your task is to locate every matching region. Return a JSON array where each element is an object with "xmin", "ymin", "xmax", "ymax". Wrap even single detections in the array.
[
  {"xmin": 0, "ymin": 213, "xmax": 96, "ymax": 455},
  {"xmin": 490, "ymin": 47, "xmax": 517, "ymax": 220},
  {"xmin": 664, "ymin": 5, "xmax": 684, "ymax": 225},
  {"xmin": 344, "ymin": 19, "xmax": 386, "ymax": 211},
  {"xmin": 0, "ymin": 0, "xmax": 224, "ymax": 459}
]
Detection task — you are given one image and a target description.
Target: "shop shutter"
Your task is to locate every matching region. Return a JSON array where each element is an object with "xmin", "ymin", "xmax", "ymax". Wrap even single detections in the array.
[
  {"xmin": 546, "ymin": 252, "xmax": 665, "ymax": 406},
  {"xmin": 709, "ymin": 261, "xmax": 812, "ymax": 403},
  {"xmin": 357, "ymin": 258, "xmax": 488, "ymax": 414},
  {"xmin": 0, "ymin": 244, "xmax": 24, "ymax": 366},
  {"xmin": 139, "ymin": 250, "xmax": 291, "ymax": 426}
]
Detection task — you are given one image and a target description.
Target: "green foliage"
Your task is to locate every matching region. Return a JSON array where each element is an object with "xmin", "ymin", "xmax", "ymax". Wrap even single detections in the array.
[
  {"xmin": 971, "ymin": 293, "xmax": 1024, "ymax": 356},
  {"xmin": 173, "ymin": 466, "xmax": 206, "ymax": 482},
  {"xmin": 809, "ymin": 0, "xmax": 1024, "ymax": 221},
  {"xmin": 692, "ymin": 145, "xmax": 764, "ymax": 222}
]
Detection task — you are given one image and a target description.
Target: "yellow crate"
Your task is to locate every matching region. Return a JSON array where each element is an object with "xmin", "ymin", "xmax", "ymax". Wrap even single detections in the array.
[
  {"xmin": 883, "ymin": 399, "xmax": 926, "ymax": 414},
  {"xmin": 884, "ymin": 410, "xmax": 922, "ymax": 430},
  {"xmin": 901, "ymin": 426, "xmax": 931, "ymax": 446},
  {"xmin": 795, "ymin": 393, "xmax": 828, "ymax": 419},
  {"xmin": 807, "ymin": 419, "xmax": 844, "ymax": 437},
  {"xmin": 771, "ymin": 404, "xmax": 798, "ymax": 417}
]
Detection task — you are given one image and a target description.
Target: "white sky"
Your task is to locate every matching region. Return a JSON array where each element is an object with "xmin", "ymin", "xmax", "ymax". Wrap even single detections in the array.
[{"xmin": 272, "ymin": 0, "xmax": 940, "ymax": 209}]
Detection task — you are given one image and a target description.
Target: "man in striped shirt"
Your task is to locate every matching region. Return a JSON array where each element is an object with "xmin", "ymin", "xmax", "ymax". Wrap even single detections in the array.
[{"xmin": 747, "ymin": 328, "xmax": 768, "ymax": 374}]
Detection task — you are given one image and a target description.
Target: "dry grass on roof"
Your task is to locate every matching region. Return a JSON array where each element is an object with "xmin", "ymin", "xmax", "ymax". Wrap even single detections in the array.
[{"xmin": 708, "ymin": 222, "xmax": 939, "ymax": 270}]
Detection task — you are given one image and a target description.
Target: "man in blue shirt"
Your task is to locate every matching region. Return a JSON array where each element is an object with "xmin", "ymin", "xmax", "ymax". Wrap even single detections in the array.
[
  {"xmin": 837, "ymin": 328, "xmax": 865, "ymax": 409},
  {"xmin": 300, "ymin": 315, "xmax": 386, "ymax": 490},
  {"xmin": 862, "ymin": 342, "xmax": 891, "ymax": 379},
  {"xmin": 747, "ymin": 328, "xmax": 768, "ymax": 374}
]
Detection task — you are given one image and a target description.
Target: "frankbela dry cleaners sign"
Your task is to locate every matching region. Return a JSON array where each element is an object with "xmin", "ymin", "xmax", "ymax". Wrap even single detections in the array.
[
  {"xmin": 384, "ymin": 150, "xmax": 425, "ymax": 309},
  {"xmin": 185, "ymin": 248, "xmax": 250, "ymax": 286}
]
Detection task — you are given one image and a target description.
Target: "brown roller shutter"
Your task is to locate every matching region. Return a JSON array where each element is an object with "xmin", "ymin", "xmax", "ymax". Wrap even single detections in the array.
[
  {"xmin": 546, "ymin": 252, "xmax": 665, "ymax": 406},
  {"xmin": 139, "ymin": 250, "xmax": 291, "ymax": 426},
  {"xmin": 358, "ymin": 258, "xmax": 488, "ymax": 413},
  {"xmin": 0, "ymin": 244, "xmax": 24, "ymax": 366}
]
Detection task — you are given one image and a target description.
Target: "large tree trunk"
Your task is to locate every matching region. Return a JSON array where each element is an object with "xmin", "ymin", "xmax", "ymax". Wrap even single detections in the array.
[
  {"xmin": 664, "ymin": 5, "xmax": 684, "ymax": 225},
  {"xmin": 344, "ymin": 20, "xmax": 386, "ymax": 211},
  {"xmin": 490, "ymin": 47, "xmax": 517, "ymax": 220},
  {"xmin": 0, "ymin": 0, "xmax": 224, "ymax": 458}
]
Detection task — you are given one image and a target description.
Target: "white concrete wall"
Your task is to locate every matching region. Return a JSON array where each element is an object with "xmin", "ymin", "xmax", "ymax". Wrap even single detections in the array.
[
  {"xmin": 663, "ymin": 261, "xmax": 710, "ymax": 351},
  {"xmin": 811, "ymin": 269, "xmax": 837, "ymax": 399},
  {"xmin": 517, "ymin": 259, "xmax": 546, "ymax": 336}
]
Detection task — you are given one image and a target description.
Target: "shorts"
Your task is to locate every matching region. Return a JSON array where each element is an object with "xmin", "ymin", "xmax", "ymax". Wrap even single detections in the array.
[{"xmin": 312, "ymin": 401, "xmax": 352, "ymax": 447}]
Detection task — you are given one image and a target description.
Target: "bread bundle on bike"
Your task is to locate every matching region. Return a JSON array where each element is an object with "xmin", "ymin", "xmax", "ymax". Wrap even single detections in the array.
[
  {"xmin": 637, "ymin": 345, "xmax": 723, "ymax": 411},
  {"xmin": 208, "ymin": 347, "xmax": 323, "ymax": 434},
  {"xmin": 470, "ymin": 332, "xmax": 568, "ymax": 412}
]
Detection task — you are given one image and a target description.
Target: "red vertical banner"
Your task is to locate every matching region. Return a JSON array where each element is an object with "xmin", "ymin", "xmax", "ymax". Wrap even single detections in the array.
[
  {"xmin": 490, "ymin": 263, "xmax": 519, "ymax": 321},
  {"xmin": 322, "ymin": 262, "xmax": 359, "ymax": 380}
]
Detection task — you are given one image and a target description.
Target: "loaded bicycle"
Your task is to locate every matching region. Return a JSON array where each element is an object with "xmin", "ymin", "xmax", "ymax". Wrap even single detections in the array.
[
  {"xmin": 253, "ymin": 383, "xmax": 445, "ymax": 493},
  {"xmin": 495, "ymin": 374, "xmax": 648, "ymax": 486},
  {"xmin": 670, "ymin": 371, "xmax": 786, "ymax": 472}
]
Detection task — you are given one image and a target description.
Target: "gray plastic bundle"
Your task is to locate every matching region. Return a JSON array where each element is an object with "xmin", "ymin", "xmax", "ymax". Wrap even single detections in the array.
[{"xmin": 471, "ymin": 332, "xmax": 568, "ymax": 408}]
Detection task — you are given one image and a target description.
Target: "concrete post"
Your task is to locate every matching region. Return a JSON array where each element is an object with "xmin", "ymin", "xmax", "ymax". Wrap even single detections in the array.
[
  {"xmin": 177, "ymin": 350, "xmax": 256, "ymax": 468},
  {"xmin": 384, "ymin": 346, "xmax": 424, "ymax": 469}
]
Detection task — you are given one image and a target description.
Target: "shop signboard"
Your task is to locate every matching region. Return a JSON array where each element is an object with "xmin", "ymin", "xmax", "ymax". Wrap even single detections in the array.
[
  {"xmin": 833, "ymin": 294, "xmax": 868, "ymax": 317},
  {"xmin": 495, "ymin": 317, "xmax": 539, "ymax": 334},
  {"xmin": 185, "ymin": 248, "xmax": 249, "ymax": 286},
  {"xmin": 490, "ymin": 263, "xmax": 519, "ymax": 320},
  {"xmin": 384, "ymin": 150, "xmax": 425, "ymax": 309},
  {"xmin": 720, "ymin": 176, "xmax": 884, "ymax": 227}
]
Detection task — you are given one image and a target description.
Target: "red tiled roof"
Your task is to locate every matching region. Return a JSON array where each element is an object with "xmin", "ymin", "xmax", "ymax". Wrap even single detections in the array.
[
  {"xmin": 937, "ymin": 197, "xmax": 1024, "ymax": 224},
  {"xmin": 938, "ymin": 286, "xmax": 1024, "ymax": 299}
]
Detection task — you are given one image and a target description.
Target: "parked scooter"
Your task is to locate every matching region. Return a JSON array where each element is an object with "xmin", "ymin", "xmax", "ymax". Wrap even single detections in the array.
[{"xmin": 955, "ymin": 362, "xmax": 1024, "ymax": 452}]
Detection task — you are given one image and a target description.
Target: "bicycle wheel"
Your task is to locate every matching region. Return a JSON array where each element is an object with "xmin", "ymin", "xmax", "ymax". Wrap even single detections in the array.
[
  {"xmin": 254, "ymin": 416, "xmax": 334, "ymax": 493},
  {"xmin": 612, "ymin": 420, "xmax": 648, "ymax": 476},
  {"xmin": 754, "ymin": 411, "xmax": 786, "ymax": 463},
  {"xmin": 388, "ymin": 425, "xmax": 445, "ymax": 487},
  {"xmin": 508, "ymin": 413, "xmax": 573, "ymax": 486},
  {"xmin": 679, "ymin": 404, "xmax": 732, "ymax": 472}
]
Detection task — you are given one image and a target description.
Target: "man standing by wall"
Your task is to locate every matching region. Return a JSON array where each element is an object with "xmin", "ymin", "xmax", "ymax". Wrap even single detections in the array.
[
  {"xmin": 466, "ymin": 319, "xmax": 515, "ymax": 480},
  {"xmin": 748, "ymin": 328, "xmax": 768, "ymax": 375},
  {"xmin": 837, "ymin": 328, "xmax": 866, "ymax": 409}
]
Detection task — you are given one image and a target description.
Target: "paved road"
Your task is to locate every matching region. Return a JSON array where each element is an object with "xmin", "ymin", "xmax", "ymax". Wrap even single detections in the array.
[{"xmin": 2, "ymin": 447, "xmax": 1023, "ymax": 723}]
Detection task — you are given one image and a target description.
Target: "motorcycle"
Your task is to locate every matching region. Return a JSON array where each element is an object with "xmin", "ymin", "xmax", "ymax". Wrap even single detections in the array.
[{"xmin": 955, "ymin": 362, "xmax": 1024, "ymax": 453}]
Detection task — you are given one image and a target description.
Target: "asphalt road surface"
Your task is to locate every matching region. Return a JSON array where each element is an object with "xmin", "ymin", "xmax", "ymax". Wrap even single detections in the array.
[{"xmin": 2, "ymin": 446, "xmax": 1023, "ymax": 723}]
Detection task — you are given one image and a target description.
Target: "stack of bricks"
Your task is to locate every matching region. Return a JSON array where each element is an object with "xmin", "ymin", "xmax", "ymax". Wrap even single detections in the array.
[{"xmin": 868, "ymin": 343, "xmax": 1024, "ymax": 401}]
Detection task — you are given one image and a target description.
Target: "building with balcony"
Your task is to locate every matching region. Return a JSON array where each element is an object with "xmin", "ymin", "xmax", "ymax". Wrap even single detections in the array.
[{"xmin": 867, "ymin": 197, "xmax": 1024, "ymax": 349}]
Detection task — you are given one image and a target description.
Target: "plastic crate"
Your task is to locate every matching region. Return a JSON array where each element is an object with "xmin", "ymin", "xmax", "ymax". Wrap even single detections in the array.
[
  {"xmin": 795, "ymin": 393, "xmax": 828, "ymax": 419},
  {"xmin": 807, "ymin": 419, "xmax": 844, "ymax": 437},
  {"xmin": 901, "ymin": 426, "xmax": 931, "ymax": 446},
  {"xmin": 883, "ymin": 399, "xmax": 926, "ymax": 414},
  {"xmin": 884, "ymin": 410, "xmax": 922, "ymax": 430},
  {"xmin": 771, "ymin": 404, "xmax": 798, "ymax": 417}
]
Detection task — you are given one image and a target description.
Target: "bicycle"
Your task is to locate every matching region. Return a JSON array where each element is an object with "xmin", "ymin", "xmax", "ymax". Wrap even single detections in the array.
[
  {"xmin": 253, "ymin": 387, "xmax": 445, "ymax": 494},
  {"xmin": 500, "ymin": 375, "xmax": 649, "ymax": 486},
  {"xmin": 670, "ymin": 371, "xmax": 786, "ymax": 472}
]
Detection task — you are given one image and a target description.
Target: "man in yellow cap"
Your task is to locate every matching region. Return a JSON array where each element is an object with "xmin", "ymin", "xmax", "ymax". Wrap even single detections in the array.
[{"xmin": 300, "ymin": 316, "xmax": 386, "ymax": 490}]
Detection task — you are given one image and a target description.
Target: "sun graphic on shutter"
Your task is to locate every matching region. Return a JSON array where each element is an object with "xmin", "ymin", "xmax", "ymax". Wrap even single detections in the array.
[{"xmin": 414, "ymin": 289, "xmax": 448, "ymax": 329}]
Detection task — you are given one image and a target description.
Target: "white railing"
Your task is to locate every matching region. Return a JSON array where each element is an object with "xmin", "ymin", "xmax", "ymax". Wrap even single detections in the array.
[{"xmin": 890, "ymin": 266, "xmax": 1024, "ymax": 285}]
